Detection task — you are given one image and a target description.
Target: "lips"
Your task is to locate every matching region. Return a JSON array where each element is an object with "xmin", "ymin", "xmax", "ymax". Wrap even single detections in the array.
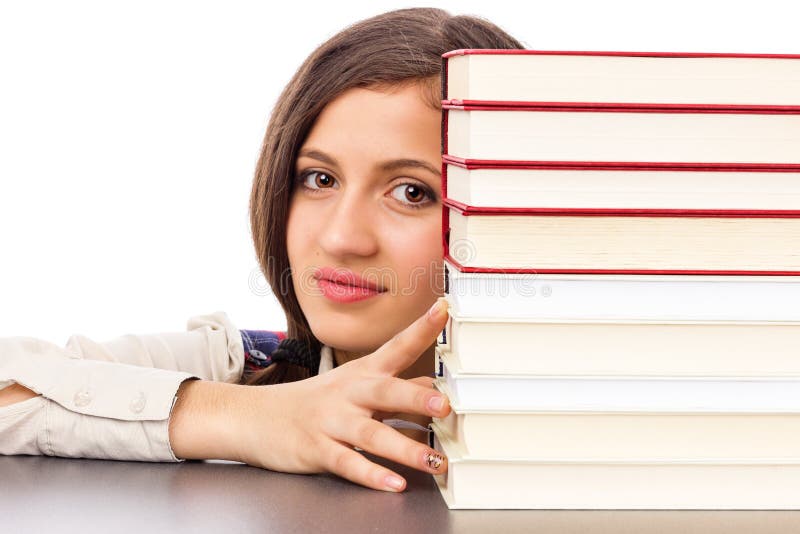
[{"xmin": 313, "ymin": 266, "xmax": 387, "ymax": 292}]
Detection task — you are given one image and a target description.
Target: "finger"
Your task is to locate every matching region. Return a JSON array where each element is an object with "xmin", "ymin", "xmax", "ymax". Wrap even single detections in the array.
[
  {"xmin": 371, "ymin": 377, "xmax": 433, "ymax": 421},
  {"xmin": 322, "ymin": 440, "xmax": 410, "ymax": 492},
  {"xmin": 334, "ymin": 418, "xmax": 448, "ymax": 480},
  {"xmin": 376, "ymin": 376, "xmax": 436, "ymax": 421},
  {"xmin": 408, "ymin": 376, "xmax": 435, "ymax": 388},
  {"xmin": 350, "ymin": 376, "xmax": 450, "ymax": 418},
  {"xmin": 363, "ymin": 297, "xmax": 449, "ymax": 376}
]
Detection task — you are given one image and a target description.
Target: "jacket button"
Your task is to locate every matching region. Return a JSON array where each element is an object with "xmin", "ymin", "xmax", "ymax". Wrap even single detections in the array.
[
  {"xmin": 129, "ymin": 391, "xmax": 147, "ymax": 414},
  {"xmin": 73, "ymin": 388, "xmax": 92, "ymax": 407}
]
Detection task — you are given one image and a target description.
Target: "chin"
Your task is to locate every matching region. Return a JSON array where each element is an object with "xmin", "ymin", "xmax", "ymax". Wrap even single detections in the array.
[{"xmin": 307, "ymin": 319, "xmax": 378, "ymax": 353}]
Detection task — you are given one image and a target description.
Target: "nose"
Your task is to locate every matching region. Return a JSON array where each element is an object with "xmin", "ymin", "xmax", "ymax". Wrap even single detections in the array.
[{"xmin": 317, "ymin": 186, "xmax": 380, "ymax": 259}]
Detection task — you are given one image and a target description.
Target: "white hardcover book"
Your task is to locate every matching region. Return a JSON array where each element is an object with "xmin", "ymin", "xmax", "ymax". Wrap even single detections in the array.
[
  {"xmin": 443, "ymin": 258, "xmax": 800, "ymax": 321},
  {"xmin": 435, "ymin": 349, "xmax": 800, "ymax": 413}
]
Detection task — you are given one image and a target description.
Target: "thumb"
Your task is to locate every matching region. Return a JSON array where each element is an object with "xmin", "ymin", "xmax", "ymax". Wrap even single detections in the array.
[{"xmin": 362, "ymin": 297, "xmax": 449, "ymax": 377}]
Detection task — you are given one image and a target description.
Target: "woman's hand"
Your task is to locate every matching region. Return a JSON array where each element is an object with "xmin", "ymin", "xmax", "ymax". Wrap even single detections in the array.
[{"xmin": 233, "ymin": 297, "xmax": 451, "ymax": 492}]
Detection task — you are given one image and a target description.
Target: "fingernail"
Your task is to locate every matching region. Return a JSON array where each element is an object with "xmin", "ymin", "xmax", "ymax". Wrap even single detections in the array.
[
  {"xmin": 427, "ymin": 297, "xmax": 448, "ymax": 321},
  {"xmin": 424, "ymin": 451, "xmax": 446, "ymax": 471},
  {"xmin": 384, "ymin": 475, "xmax": 405, "ymax": 491},
  {"xmin": 428, "ymin": 394, "xmax": 444, "ymax": 412}
]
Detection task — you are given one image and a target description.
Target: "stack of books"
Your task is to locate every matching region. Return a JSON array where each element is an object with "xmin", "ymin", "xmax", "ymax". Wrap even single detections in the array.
[{"xmin": 429, "ymin": 49, "xmax": 800, "ymax": 509}]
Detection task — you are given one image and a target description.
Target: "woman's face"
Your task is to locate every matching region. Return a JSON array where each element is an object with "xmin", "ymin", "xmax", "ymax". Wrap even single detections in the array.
[{"xmin": 287, "ymin": 82, "xmax": 443, "ymax": 354}]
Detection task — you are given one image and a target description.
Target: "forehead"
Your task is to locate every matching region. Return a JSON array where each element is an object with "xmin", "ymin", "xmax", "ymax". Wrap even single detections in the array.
[{"xmin": 299, "ymin": 84, "xmax": 441, "ymax": 162}]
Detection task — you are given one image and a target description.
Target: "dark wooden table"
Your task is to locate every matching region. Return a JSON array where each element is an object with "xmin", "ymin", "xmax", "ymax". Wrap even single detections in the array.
[{"xmin": 3, "ymin": 454, "xmax": 800, "ymax": 533}]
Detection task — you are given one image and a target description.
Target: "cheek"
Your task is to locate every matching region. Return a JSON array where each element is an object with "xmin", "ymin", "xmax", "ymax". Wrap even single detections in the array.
[
  {"xmin": 285, "ymin": 199, "xmax": 318, "ymax": 298},
  {"xmin": 385, "ymin": 214, "xmax": 443, "ymax": 292},
  {"xmin": 286, "ymin": 198, "xmax": 314, "ymax": 262}
]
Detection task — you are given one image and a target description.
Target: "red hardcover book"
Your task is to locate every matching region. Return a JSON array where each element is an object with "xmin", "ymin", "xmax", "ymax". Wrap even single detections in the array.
[
  {"xmin": 441, "ymin": 204, "xmax": 800, "ymax": 276},
  {"xmin": 440, "ymin": 101, "xmax": 800, "ymax": 165},
  {"xmin": 441, "ymin": 48, "xmax": 800, "ymax": 108}
]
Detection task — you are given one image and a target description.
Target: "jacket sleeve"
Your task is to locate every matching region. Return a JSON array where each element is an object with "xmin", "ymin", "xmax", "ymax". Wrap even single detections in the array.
[{"xmin": 0, "ymin": 310, "xmax": 245, "ymax": 462}]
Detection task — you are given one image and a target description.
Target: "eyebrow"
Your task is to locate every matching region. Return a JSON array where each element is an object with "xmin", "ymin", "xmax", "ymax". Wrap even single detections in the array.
[{"xmin": 298, "ymin": 148, "xmax": 441, "ymax": 177}]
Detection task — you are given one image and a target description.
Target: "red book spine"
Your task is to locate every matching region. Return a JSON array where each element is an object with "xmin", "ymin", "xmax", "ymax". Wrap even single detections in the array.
[
  {"xmin": 443, "ymin": 99, "xmax": 800, "ymax": 114},
  {"xmin": 444, "ymin": 199, "xmax": 800, "ymax": 218},
  {"xmin": 442, "ymin": 154, "xmax": 800, "ymax": 172}
]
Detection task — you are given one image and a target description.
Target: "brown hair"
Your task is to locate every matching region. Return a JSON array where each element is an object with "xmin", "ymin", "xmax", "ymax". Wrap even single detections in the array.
[{"xmin": 245, "ymin": 8, "xmax": 524, "ymax": 386}]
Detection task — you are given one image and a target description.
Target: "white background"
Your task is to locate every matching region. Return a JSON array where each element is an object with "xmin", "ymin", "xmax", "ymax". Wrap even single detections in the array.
[{"xmin": 1, "ymin": 0, "xmax": 798, "ymax": 343}]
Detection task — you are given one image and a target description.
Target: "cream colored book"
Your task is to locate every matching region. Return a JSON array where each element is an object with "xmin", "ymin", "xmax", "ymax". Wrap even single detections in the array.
[
  {"xmin": 431, "ymin": 424, "xmax": 800, "ymax": 510},
  {"xmin": 438, "ymin": 315, "xmax": 800, "ymax": 376},
  {"xmin": 433, "ymin": 398, "xmax": 800, "ymax": 459}
]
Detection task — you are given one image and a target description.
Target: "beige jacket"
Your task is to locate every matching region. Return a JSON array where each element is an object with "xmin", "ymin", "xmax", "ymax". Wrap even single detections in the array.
[{"xmin": 0, "ymin": 311, "xmax": 334, "ymax": 462}]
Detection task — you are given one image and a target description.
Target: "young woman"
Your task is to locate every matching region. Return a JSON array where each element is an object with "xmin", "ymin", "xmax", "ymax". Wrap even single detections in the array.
[{"xmin": 0, "ymin": 8, "xmax": 524, "ymax": 492}]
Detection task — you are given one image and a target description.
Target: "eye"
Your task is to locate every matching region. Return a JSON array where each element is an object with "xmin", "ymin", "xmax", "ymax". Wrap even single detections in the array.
[
  {"xmin": 296, "ymin": 170, "xmax": 338, "ymax": 192},
  {"xmin": 389, "ymin": 182, "xmax": 436, "ymax": 209}
]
